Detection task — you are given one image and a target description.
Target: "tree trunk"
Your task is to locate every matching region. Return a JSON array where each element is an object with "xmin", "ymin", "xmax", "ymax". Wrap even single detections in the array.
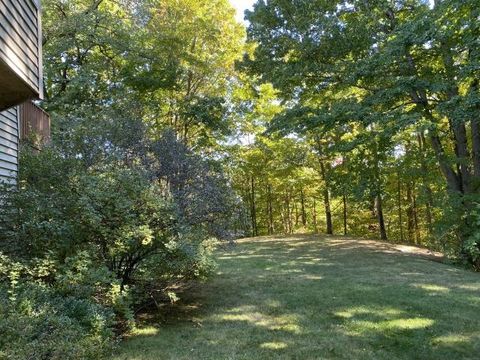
[
  {"xmin": 417, "ymin": 132, "xmax": 434, "ymax": 237},
  {"xmin": 441, "ymin": 45, "xmax": 471, "ymax": 193},
  {"xmin": 313, "ymin": 197, "xmax": 318, "ymax": 233},
  {"xmin": 320, "ymin": 162, "xmax": 333, "ymax": 235},
  {"xmin": 281, "ymin": 205, "xmax": 288, "ymax": 234},
  {"xmin": 343, "ymin": 193, "xmax": 347, "ymax": 235},
  {"xmin": 250, "ymin": 176, "xmax": 257, "ymax": 237},
  {"xmin": 375, "ymin": 194, "xmax": 388, "ymax": 241},
  {"xmin": 413, "ymin": 191, "xmax": 421, "ymax": 245},
  {"xmin": 472, "ymin": 117, "xmax": 480, "ymax": 178},
  {"xmin": 470, "ymin": 80, "xmax": 480, "ymax": 186},
  {"xmin": 300, "ymin": 189, "xmax": 307, "ymax": 226},
  {"xmin": 371, "ymin": 136, "xmax": 387, "ymax": 241},
  {"xmin": 450, "ymin": 118, "xmax": 470, "ymax": 193},
  {"xmin": 406, "ymin": 181, "xmax": 415, "ymax": 243},
  {"xmin": 285, "ymin": 191, "xmax": 292, "ymax": 234},
  {"xmin": 403, "ymin": 32, "xmax": 472, "ymax": 256},
  {"xmin": 294, "ymin": 200, "xmax": 299, "ymax": 227},
  {"xmin": 397, "ymin": 175, "xmax": 404, "ymax": 242},
  {"xmin": 323, "ymin": 188, "xmax": 333, "ymax": 235},
  {"xmin": 427, "ymin": 126, "xmax": 463, "ymax": 193},
  {"xmin": 405, "ymin": 47, "xmax": 462, "ymax": 194},
  {"xmin": 267, "ymin": 184, "xmax": 274, "ymax": 235}
]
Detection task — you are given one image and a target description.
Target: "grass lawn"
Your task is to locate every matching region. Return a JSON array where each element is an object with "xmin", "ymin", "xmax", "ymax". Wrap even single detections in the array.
[{"xmin": 112, "ymin": 234, "xmax": 480, "ymax": 360}]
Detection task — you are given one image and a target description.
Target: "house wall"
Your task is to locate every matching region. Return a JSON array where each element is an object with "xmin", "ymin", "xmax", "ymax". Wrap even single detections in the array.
[
  {"xmin": 0, "ymin": 0, "xmax": 42, "ymax": 95},
  {"xmin": 0, "ymin": 1, "xmax": 43, "ymax": 184},
  {"xmin": 0, "ymin": 107, "xmax": 19, "ymax": 184}
]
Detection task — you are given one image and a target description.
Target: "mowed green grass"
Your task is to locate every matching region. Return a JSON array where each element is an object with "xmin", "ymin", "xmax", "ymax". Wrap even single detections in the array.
[{"xmin": 112, "ymin": 234, "xmax": 480, "ymax": 360}]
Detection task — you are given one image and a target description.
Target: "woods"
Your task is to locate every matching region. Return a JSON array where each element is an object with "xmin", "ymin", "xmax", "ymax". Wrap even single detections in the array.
[
  {"xmin": 0, "ymin": 0, "xmax": 479, "ymax": 359},
  {"xmin": 232, "ymin": 0, "xmax": 480, "ymax": 267}
]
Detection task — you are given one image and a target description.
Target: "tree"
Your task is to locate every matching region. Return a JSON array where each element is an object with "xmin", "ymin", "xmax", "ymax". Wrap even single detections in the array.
[{"xmin": 244, "ymin": 0, "xmax": 480, "ymax": 263}]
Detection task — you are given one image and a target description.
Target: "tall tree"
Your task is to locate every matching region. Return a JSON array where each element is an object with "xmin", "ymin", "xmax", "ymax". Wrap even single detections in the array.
[{"xmin": 244, "ymin": 0, "xmax": 480, "ymax": 263}]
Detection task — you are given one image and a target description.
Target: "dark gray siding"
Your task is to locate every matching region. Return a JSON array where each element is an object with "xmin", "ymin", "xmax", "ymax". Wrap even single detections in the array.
[
  {"xmin": 0, "ymin": 0, "xmax": 42, "ymax": 95},
  {"xmin": 0, "ymin": 107, "xmax": 19, "ymax": 184}
]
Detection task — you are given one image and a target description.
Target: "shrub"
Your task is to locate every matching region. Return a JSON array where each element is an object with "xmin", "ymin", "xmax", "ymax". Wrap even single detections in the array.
[
  {"xmin": 0, "ymin": 284, "xmax": 114, "ymax": 360},
  {"xmin": 0, "ymin": 253, "xmax": 115, "ymax": 360},
  {"xmin": 0, "ymin": 146, "xmax": 223, "ymax": 356}
]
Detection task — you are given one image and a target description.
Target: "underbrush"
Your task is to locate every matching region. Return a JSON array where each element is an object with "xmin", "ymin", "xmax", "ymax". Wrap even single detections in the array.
[
  {"xmin": 0, "ymin": 145, "xmax": 227, "ymax": 358},
  {"xmin": 0, "ymin": 281, "xmax": 115, "ymax": 360}
]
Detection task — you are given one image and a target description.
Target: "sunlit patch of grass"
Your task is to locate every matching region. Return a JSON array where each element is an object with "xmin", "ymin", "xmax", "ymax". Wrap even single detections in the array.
[
  {"xmin": 300, "ymin": 274, "xmax": 323, "ymax": 280},
  {"xmin": 264, "ymin": 266, "xmax": 304, "ymax": 273},
  {"xmin": 432, "ymin": 334, "xmax": 471, "ymax": 345},
  {"xmin": 264, "ymin": 299, "xmax": 282, "ymax": 308},
  {"xmin": 260, "ymin": 341, "xmax": 288, "ymax": 350},
  {"xmin": 457, "ymin": 284, "xmax": 480, "ymax": 291},
  {"xmin": 112, "ymin": 234, "xmax": 480, "ymax": 360},
  {"xmin": 218, "ymin": 311, "xmax": 301, "ymax": 334},
  {"xmin": 224, "ymin": 305, "xmax": 257, "ymax": 313},
  {"xmin": 349, "ymin": 318, "xmax": 434, "ymax": 332},
  {"xmin": 413, "ymin": 284, "xmax": 450, "ymax": 292},
  {"xmin": 334, "ymin": 306, "xmax": 405, "ymax": 319},
  {"xmin": 130, "ymin": 327, "xmax": 159, "ymax": 336}
]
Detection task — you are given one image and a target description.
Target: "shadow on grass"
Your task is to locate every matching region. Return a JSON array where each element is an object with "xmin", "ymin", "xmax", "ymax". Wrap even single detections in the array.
[{"xmin": 113, "ymin": 234, "xmax": 480, "ymax": 360}]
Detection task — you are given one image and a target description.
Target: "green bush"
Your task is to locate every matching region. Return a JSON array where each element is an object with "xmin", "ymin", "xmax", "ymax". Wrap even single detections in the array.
[
  {"xmin": 0, "ymin": 147, "xmax": 220, "ymax": 357},
  {"xmin": 0, "ymin": 253, "xmax": 115, "ymax": 360},
  {"xmin": 0, "ymin": 284, "xmax": 114, "ymax": 360}
]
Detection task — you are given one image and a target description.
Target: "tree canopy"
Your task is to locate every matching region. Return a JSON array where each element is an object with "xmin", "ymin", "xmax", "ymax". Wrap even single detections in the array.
[{"xmin": 236, "ymin": 0, "xmax": 480, "ymax": 266}]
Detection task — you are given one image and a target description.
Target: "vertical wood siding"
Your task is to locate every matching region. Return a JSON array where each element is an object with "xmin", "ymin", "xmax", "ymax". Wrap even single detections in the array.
[
  {"xmin": 0, "ymin": 0, "xmax": 41, "ymax": 95},
  {"xmin": 19, "ymin": 101, "xmax": 50, "ymax": 145},
  {"xmin": 0, "ymin": 107, "xmax": 19, "ymax": 184}
]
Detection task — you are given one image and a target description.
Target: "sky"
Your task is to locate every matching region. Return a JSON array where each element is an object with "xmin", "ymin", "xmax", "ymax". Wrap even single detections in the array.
[{"xmin": 229, "ymin": 0, "xmax": 256, "ymax": 23}]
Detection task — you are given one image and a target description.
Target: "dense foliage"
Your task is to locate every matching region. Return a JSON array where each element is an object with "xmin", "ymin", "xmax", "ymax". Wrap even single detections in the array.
[
  {"xmin": 0, "ymin": 143, "xmax": 220, "ymax": 358},
  {"xmin": 0, "ymin": 0, "xmax": 242, "ymax": 358},
  {"xmin": 229, "ymin": 0, "xmax": 480, "ymax": 268}
]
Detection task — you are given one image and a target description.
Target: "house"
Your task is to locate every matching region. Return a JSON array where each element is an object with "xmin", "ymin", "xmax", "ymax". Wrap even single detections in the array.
[{"xmin": 0, "ymin": 0, "xmax": 44, "ymax": 184}]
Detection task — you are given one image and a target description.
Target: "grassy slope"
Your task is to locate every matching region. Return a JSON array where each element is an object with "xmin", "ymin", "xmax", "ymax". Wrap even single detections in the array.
[{"xmin": 112, "ymin": 234, "xmax": 480, "ymax": 360}]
